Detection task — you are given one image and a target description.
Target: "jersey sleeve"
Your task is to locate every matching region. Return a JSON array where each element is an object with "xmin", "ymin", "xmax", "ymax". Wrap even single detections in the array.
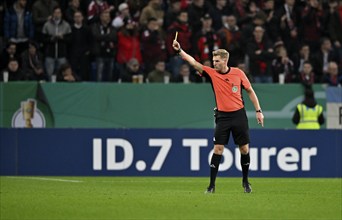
[
  {"xmin": 202, "ymin": 66, "xmax": 214, "ymax": 78},
  {"xmin": 240, "ymin": 69, "xmax": 251, "ymax": 90}
]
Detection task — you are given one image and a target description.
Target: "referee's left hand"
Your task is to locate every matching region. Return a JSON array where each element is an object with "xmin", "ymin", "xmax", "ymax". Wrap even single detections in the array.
[
  {"xmin": 256, "ymin": 112, "xmax": 264, "ymax": 127},
  {"xmin": 173, "ymin": 40, "xmax": 180, "ymax": 51}
]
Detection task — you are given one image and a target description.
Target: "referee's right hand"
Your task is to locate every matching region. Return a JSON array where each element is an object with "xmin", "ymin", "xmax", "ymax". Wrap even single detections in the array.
[{"xmin": 256, "ymin": 112, "xmax": 264, "ymax": 127}]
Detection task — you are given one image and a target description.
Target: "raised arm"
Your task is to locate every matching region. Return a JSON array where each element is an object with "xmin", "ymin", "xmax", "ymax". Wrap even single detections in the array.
[
  {"xmin": 245, "ymin": 86, "xmax": 264, "ymax": 127},
  {"xmin": 172, "ymin": 40, "xmax": 203, "ymax": 73}
]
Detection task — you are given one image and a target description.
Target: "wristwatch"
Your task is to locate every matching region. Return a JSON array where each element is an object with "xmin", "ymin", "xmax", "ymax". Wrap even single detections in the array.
[{"xmin": 256, "ymin": 109, "xmax": 262, "ymax": 113}]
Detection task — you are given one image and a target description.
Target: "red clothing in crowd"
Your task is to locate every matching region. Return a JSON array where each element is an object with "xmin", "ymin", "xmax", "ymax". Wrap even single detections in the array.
[
  {"xmin": 140, "ymin": 29, "xmax": 167, "ymax": 65},
  {"xmin": 166, "ymin": 22, "xmax": 192, "ymax": 56},
  {"xmin": 87, "ymin": 0, "xmax": 110, "ymax": 21},
  {"xmin": 116, "ymin": 31, "xmax": 142, "ymax": 65},
  {"xmin": 301, "ymin": 5, "xmax": 323, "ymax": 44},
  {"xmin": 195, "ymin": 32, "xmax": 221, "ymax": 62}
]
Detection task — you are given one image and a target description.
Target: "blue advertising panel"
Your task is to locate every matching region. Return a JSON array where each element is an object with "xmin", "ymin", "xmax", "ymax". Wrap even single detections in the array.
[{"xmin": 0, "ymin": 128, "xmax": 341, "ymax": 177}]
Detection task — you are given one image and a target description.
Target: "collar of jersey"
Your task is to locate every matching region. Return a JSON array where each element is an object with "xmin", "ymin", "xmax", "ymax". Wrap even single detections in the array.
[{"xmin": 218, "ymin": 66, "xmax": 230, "ymax": 75}]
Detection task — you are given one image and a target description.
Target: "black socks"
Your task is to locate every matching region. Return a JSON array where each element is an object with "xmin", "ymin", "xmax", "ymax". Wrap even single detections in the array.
[
  {"xmin": 240, "ymin": 153, "xmax": 250, "ymax": 182},
  {"xmin": 209, "ymin": 153, "xmax": 222, "ymax": 187},
  {"xmin": 209, "ymin": 152, "xmax": 250, "ymax": 187}
]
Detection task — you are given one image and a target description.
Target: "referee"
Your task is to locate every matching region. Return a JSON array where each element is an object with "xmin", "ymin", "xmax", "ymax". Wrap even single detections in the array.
[{"xmin": 172, "ymin": 39, "xmax": 264, "ymax": 193}]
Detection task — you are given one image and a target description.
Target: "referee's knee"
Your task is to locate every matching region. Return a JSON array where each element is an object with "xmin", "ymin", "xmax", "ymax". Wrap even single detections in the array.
[
  {"xmin": 239, "ymin": 144, "xmax": 249, "ymax": 154},
  {"xmin": 214, "ymin": 144, "xmax": 224, "ymax": 154}
]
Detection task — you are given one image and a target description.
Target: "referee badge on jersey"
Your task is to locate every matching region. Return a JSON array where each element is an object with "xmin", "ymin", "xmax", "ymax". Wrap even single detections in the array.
[{"xmin": 232, "ymin": 86, "xmax": 238, "ymax": 93}]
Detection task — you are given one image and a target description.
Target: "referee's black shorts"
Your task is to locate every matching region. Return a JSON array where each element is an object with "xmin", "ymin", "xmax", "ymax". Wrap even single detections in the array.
[{"xmin": 214, "ymin": 108, "xmax": 250, "ymax": 146}]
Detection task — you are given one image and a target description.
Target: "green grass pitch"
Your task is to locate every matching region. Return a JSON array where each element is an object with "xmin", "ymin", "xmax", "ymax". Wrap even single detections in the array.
[{"xmin": 0, "ymin": 176, "xmax": 341, "ymax": 220}]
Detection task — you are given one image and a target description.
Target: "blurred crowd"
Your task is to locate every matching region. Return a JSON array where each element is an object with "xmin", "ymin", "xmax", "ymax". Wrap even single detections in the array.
[{"xmin": 0, "ymin": 0, "xmax": 341, "ymax": 86}]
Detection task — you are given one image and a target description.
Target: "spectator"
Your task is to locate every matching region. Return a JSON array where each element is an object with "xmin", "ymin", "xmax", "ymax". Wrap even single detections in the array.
[
  {"xmin": 166, "ymin": 10, "xmax": 192, "ymax": 76},
  {"xmin": 271, "ymin": 42, "xmax": 295, "ymax": 83},
  {"xmin": 237, "ymin": 59, "xmax": 253, "ymax": 82},
  {"xmin": 312, "ymin": 37, "xmax": 340, "ymax": 82},
  {"xmin": 42, "ymin": 6, "xmax": 71, "ymax": 81},
  {"xmin": 274, "ymin": 0, "xmax": 301, "ymax": 57},
  {"xmin": 116, "ymin": 18, "xmax": 142, "ymax": 74},
  {"xmin": 90, "ymin": 10, "xmax": 117, "ymax": 81},
  {"xmin": 231, "ymin": 0, "xmax": 247, "ymax": 27},
  {"xmin": 292, "ymin": 44, "xmax": 314, "ymax": 76},
  {"xmin": 0, "ymin": 58, "xmax": 25, "ymax": 81},
  {"xmin": 147, "ymin": 60, "xmax": 171, "ymax": 83},
  {"xmin": 301, "ymin": 0, "xmax": 324, "ymax": 53},
  {"xmin": 21, "ymin": 41, "xmax": 46, "ymax": 81},
  {"xmin": 126, "ymin": 0, "xmax": 144, "ymax": 22},
  {"xmin": 0, "ymin": 42, "xmax": 18, "ymax": 71},
  {"xmin": 87, "ymin": 0, "xmax": 114, "ymax": 24},
  {"xmin": 193, "ymin": 13, "xmax": 221, "ymax": 63},
  {"xmin": 187, "ymin": 0, "xmax": 214, "ymax": 34},
  {"xmin": 193, "ymin": 58, "xmax": 213, "ymax": 83},
  {"xmin": 172, "ymin": 63, "xmax": 196, "ymax": 83},
  {"xmin": 140, "ymin": 17, "xmax": 167, "ymax": 73},
  {"xmin": 139, "ymin": 0, "xmax": 164, "ymax": 28},
  {"xmin": 299, "ymin": 61, "xmax": 315, "ymax": 88},
  {"xmin": 325, "ymin": 0, "xmax": 342, "ymax": 45},
  {"xmin": 57, "ymin": 62, "xmax": 80, "ymax": 82},
  {"xmin": 112, "ymin": 2, "xmax": 131, "ymax": 30},
  {"xmin": 262, "ymin": 0, "xmax": 278, "ymax": 42},
  {"xmin": 246, "ymin": 25, "xmax": 275, "ymax": 83},
  {"xmin": 120, "ymin": 58, "xmax": 145, "ymax": 83},
  {"xmin": 292, "ymin": 88, "xmax": 325, "ymax": 129},
  {"xmin": 163, "ymin": 0, "xmax": 182, "ymax": 29},
  {"xmin": 218, "ymin": 14, "xmax": 244, "ymax": 66},
  {"xmin": 211, "ymin": 0, "xmax": 232, "ymax": 31},
  {"xmin": 241, "ymin": 11, "xmax": 267, "ymax": 44},
  {"xmin": 234, "ymin": 0, "xmax": 260, "ymax": 29},
  {"xmin": 32, "ymin": 0, "xmax": 58, "ymax": 42},
  {"xmin": 323, "ymin": 0, "xmax": 342, "ymax": 59},
  {"xmin": 0, "ymin": 0, "xmax": 338, "ymax": 86},
  {"xmin": 64, "ymin": 0, "xmax": 81, "ymax": 24},
  {"xmin": 69, "ymin": 10, "xmax": 92, "ymax": 81},
  {"xmin": 323, "ymin": 61, "xmax": 342, "ymax": 86},
  {"xmin": 4, "ymin": 0, "xmax": 34, "ymax": 55}
]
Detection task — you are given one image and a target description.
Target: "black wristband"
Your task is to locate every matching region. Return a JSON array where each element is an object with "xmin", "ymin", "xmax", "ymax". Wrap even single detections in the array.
[
  {"xmin": 176, "ymin": 48, "xmax": 182, "ymax": 54},
  {"xmin": 256, "ymin": 109, "xmax": 262, "ymax": 113}
]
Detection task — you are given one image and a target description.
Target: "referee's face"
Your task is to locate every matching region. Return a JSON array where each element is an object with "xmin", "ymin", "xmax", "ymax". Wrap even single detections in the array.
[{"xmin": 213, "ymin": 56, "xmax": 228, "ymax": 73}]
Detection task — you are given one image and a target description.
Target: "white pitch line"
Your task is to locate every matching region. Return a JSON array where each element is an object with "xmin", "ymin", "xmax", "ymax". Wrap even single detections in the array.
[
  {"xmin": 93, "ymin": 179, "xmax": 339, "ymax": 184},
  {"xmin": 6, "ymin": 176, "xmax": 83, "ymax": 183}
]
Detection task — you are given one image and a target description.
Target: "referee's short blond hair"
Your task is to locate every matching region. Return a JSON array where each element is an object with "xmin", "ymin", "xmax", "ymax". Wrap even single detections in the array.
[{"xmin": 212, "ymin": 49, "xmax": 229, "ymax": 60}]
